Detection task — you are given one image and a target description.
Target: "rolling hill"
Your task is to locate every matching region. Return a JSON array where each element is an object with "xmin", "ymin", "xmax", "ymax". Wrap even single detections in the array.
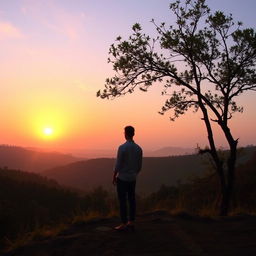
[
  {"xmin": 42, "ymin": 146, "xmax": 256, "ymax": 195},
  {"xmin": 0, "ymin": 145, "xmax": 80, "ymax": 173},
  {"xmin": 71, "ymin": 146, "xmax": 196, "ymax": 158},
  {"xmin": 146, "ymin": 146, "xmax": 195, "ymax": 156},
  {"xmin": 42, "ymin": 155, "xmax": 207, "ymax": 194}
]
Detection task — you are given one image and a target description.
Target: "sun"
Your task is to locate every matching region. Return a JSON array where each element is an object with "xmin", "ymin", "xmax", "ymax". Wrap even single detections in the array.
[
  {"xmin": 32, "ymin": 110, "xmax": 67, "ymax": 141},
  {"xmin": 43, "ymin": 127, "xmax": 54, "ymax": 136}
]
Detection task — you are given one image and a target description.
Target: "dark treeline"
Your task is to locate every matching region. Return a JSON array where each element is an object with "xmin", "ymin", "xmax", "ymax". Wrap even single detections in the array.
[
  {"xmin": 140, "ymin": 152, "xmax": 256, "ymax": 215},
  {"xmin": 0, "ymin": 168, "xmax": 112, "ymax": 252}
]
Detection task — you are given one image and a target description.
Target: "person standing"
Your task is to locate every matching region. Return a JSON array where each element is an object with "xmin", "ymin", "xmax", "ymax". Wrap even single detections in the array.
[{"xmin": 113, "ymin": 125, "xmax": 143, "ymax": 231}]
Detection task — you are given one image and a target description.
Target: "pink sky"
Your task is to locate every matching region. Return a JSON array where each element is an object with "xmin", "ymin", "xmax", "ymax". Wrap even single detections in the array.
[{"xmin": 0, "ymin": 0, "xmax": 256, "ymax": 154}]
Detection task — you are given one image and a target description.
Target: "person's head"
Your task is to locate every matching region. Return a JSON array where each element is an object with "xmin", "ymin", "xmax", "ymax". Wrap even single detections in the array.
[{"xmin": 124, "ymin": 125, "xmax": 135, "ymax": 140}]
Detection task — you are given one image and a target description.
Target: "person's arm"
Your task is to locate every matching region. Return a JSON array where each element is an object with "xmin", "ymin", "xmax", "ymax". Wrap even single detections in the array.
[
  {"xmin": 137, "ymin": 148, "xmax": 143, "ymax": 174},
  {"xmin": 113, "ymin": 146, "xmax": 123, "ymax": 185}
]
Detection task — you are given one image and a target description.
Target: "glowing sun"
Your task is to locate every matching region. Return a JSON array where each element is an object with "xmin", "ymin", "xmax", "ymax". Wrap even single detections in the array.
[{"xmin": 43, "ymin": 127, "xmax": 54, "ymax": 136}]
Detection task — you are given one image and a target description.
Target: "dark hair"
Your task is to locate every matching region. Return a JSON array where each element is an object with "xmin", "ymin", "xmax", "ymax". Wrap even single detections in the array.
[{"xmin": 125, "ymin": 126, "xmax": 135, "ymax": 137}]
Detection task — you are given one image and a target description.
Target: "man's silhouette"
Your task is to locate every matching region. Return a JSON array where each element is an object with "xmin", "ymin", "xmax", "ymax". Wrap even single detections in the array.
[{"xmin": 113, "ymin": 126, "xmax": 143, "ymax": 231}]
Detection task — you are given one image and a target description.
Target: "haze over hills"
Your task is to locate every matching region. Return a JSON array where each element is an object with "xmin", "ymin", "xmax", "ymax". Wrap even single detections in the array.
[
  {"xmin": 146, "ymin": 146, "xmax": 196, "ymax": 157},
  {"xmin": 0, "ymin": 145, "xmax": 196, "ymax": 173},
  {"xmin": 70, "ymin": 146, "xmax": 196, "ymax": 158},
  {"xmin": 0, "ymin": 145, "xmax": 81, "ymax": 173},
  {"xmin": 42, "ymin": 146, "xmax": 256, "ymax": 195},
  {"xmin": 0, "ymin": 145, "xmax": 208, "ymax": 176},
  {"xmin": 42, "ymin": 155, "xmax": 207, "ymax": 195}
]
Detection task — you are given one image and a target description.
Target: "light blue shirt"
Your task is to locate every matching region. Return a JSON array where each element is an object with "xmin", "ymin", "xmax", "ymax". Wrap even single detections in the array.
[{"xmin": 114, "ymin": 140, "xmax": 143, "ymax": 181}]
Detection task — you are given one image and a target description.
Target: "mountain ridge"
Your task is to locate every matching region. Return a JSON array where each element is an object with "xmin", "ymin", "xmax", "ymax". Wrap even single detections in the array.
[
  {"xmin": 0, "ymin": 145, "xmax": 81, "ymax": 173},
  {"xmin": 42, "ymin": 146, "xmax": 256, "ymax": 194},
  {"xmin": 42, "ymin": 155, "xmax": 206, "ymax": 194}
]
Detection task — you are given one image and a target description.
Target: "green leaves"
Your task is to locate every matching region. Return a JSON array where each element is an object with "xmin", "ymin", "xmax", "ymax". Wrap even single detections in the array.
[
  {"xmin": 132, "ymin": 23, "xmax": 142, "ymax": 32},
  {"xmin": 208, "ymin": 11, "xmax": 234, "ymax": 32},
  {"xmin": 159, "ymin": 90, "xmax": 198, "ymax": 121}
]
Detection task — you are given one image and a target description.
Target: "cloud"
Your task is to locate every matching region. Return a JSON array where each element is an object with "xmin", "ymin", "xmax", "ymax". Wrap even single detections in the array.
[
  {"xmin": 21, "ymin": 7, "xmax": 27, "ymax": 15},
  {"xmin": 73, "ymin": 80, "xmax": 97, "ymax": 95},
  {"xmin": 44, "ymin": 17, "xmax": 80, "ymax": 41},
  {"xmin": 21, "ymin": 0, "xmax": 86, "ymax": 41},
  {"xmin": 45, "ymin": 7, "xmax": 86, "ymax": 41},
  {"xmin": 0, "ymin": 21, "xmax": 23, "ymax": 40}
]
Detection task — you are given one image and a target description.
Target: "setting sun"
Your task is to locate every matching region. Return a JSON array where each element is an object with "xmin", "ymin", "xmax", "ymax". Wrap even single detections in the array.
[
  {"xmin": 43, "ymin": 127, "xmax": 54, "ymax": 136},
  {"xmin": 28, "ymin": 107, "xmax": 69, "ymax": 143}
]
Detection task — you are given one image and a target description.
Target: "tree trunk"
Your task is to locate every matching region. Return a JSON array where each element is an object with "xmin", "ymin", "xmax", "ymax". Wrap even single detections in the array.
[
  {"xmin": 219, "ymin": 171, "xmax": 234, "ymax": 216},
  {"xmin": 219, "ymin": 141, "xmax": 237, "ymax": 216},
  {"xmin": 219, "ymin": 187, "xmax": 229, "ymax": 216}
]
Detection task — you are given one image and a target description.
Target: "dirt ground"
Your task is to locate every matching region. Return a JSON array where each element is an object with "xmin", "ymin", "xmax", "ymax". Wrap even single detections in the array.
[{"xmin": 3, "ymin": 211, "xmax": 256, "ymax": 256}]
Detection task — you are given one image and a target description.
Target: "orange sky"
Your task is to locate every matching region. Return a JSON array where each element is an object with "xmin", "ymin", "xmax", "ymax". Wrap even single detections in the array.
[{"xmin": 0, "ymin": 0, "xmax": 256, "ymax": 155}]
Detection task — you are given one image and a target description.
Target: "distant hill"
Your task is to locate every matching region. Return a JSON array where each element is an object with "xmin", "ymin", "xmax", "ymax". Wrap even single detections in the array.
[
  {"xmin": 71, "ymin": 148, "xmax": 116, "ymax": 158},
  {"xmin": 42, "ymin": 146, "xmax": 256, "ymax": 195},
  {"xmin": 0, "ymin": 145, "xmax": 81, "ymax": 173},
  {"xmin": 146, "ymin": 146, "xmax": 195, "ymax": 157},
  {"xmin": 70, "ymin": 146, "xmax": 196, "ymax": 158},
  {"xmin": 42, "ymin": 155, "xmax": 207, "ymax": 194}
]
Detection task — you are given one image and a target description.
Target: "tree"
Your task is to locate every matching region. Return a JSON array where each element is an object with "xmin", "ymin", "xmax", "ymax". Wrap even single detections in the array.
[{"xmin": 97, "ymin": 0, "xmax": 256, "ymax": 216}]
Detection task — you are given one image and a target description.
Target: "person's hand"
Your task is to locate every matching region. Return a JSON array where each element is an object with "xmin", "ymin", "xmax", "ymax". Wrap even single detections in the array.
[{"xmin": 112, "ymin": 175, "xmax": 117, "ymax": 186}]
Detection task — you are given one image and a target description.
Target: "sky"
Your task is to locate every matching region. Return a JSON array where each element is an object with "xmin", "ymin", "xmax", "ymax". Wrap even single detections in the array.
[{"xmin": 0, "ymin": 0, "xmax": 256, "ymax": 155}]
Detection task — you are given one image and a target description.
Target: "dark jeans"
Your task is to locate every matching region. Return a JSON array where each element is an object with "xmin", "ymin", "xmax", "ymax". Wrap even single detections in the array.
[{"xmin": 116, "ymin": 178, "xmax": 136, "ymax": 224}]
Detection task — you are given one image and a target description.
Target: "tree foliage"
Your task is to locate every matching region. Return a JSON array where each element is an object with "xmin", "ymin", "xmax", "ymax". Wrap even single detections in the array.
[{"xmin": 98, "ymin": 0, "xmax": 256, "ymax": 120}]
